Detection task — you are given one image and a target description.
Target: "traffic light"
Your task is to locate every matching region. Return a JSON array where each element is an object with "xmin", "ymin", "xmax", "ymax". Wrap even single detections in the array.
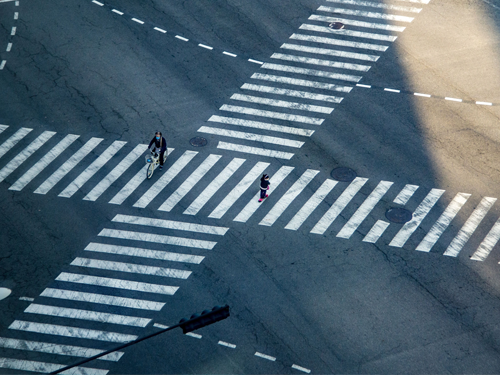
[{"xmin": 179, "ymin": 305, "xmax": 230, "ymax": 334}]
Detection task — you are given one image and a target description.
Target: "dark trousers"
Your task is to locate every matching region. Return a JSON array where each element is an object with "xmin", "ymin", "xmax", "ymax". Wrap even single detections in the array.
[
  {"xmin": 159, "ymin": 150, "xmax": 165, "ymax": 166},
  {"xmin": 260, "ymin": 189, "xmax": 267, "ymax": 199}
]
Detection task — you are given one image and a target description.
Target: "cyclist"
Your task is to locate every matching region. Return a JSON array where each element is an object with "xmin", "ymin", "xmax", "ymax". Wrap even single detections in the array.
[{"xmin": 148, "ymin": 131, "xmax": 167, "ymax": 169}]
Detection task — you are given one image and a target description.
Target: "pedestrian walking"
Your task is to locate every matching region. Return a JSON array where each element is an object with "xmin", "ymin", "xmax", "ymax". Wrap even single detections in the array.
[{"xmin": 259, "ymin": 174, "xmax": 270, "ymax": 202}]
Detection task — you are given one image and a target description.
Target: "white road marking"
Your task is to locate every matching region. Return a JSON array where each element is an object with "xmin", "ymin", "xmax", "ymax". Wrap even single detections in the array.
[
  {"xmin": 198, "ymin": 126, "xmax": 304, "ymax": 148},
  {"xmin": 98, "ymin": 228, "xmax": 217, "ymax": 249},
  {"xmin": 445, "ymin": 97, "xmax": 462, "ymax": 102},
  {"xmin": 262, "ymin": 63, "xmax": 362, "ymax": 83},
  {"xmin": 223, "ymin": 51, "xmax": 237, "ymax": 57},
  {"xmin": 0, "ymin": 358, "xmax": 108, "ymax": 375},
  {"xmin": 476, "ymin": 101, "xmax": 492, "ymax": 106},
  {"xmin": 40, "ymin": 288, "xmax": 165, "ymax": 310},
  {"xmin": 241, "ymin": 83, "xmax": 343, "ymax": 103},
  {"xmin": 158, "ymin": 154, "xmax": 221, "ymax": 212},
  {"xmin": 356, "ymin": 84, "xmax": 371, "ymax": 88},
  {"xmin": 9, "ymin": 134, "xmax": 79, "ymax": 191},
  {"xmin": 285, "ymin": 179, "xmax": 337, "ymax": 231},
  {"xmin": 25, "ymin": 304, "xmax": 151, "ymax": 327},
  {"xmin": 220, "ymin": 105, "xmax": 324, "ymax": 125},
  {"xmin": 133, "ymin": 150, "xmax": 198, "ymax": 208},
  {"xmin": 260, "ymin": 169, "xmax": 319, "ymax": 226},
  {"xmin": 0, "ymin": 337, "xmax": 123, "ymax": 361},
  {"xmin": 325, "ymin": 0, "xmax": 422, "ymax": 13},
  {"xmin": 83, "ymin": 144, "xmax": 147, "ymax": 201},
  {"xmin": 234, "ymin": 166, "xmax": 295, "ymax": 223},
  {"xmin": 186, "ymin": 332, "xmax": 202, "ymax": 339},
  {"xmin": 19, "ymin": 297, "xmax": 34, "ymax": 302},
  {"xmin": 217, "ymin": 141, "xmax": 295, "ymax": 160},
  {"xmin": 0, "ymin": 131, "xmax": 55, "ymax": 183},
  {"xmin": 6, "ymin": 43, "xmax": 12, "ymax": 52},
  {"xmin": 112, "ymin": 214, "xmax": 228, "ymax": 235},
  {"xmin": 414, "ymin": 92, "xmax": 431, "ymax": 97},
  {"xmin": 15, "ymin": 0, "xmax": 18, "ymax": 5},
  {"xmin": 108, "ymin": 148, "xmax": 174, "ymax": 205},
  {"xmin": 218, "ymin": 341, "xmax": 236, "ymax": 348},
  {"xmin": 154, "ymin": 27, "xmax": 166, "ymax": 33},
  {"xmin": 0, "ymin": 127, "xmax": 32, "ymax": 160},
  {"xmin": 184, "ymin": 158, "xmax": 246, "ymax": 216},
  {"xmin": 175, "ymin": 35, "xmax": 189, "ymax": 41},
  {"xmin": 0, "ymin": 60, "xmax": 5, "ymax": 70},
  {"xmin": 208, "ymin": 115, "xmax": 315, "ymax": 136},
  {"xmin": 153, "ymin": 323, "xmax": 169, "ymax": 329},
  {"xmin": 308, "ymin": 15, "xmax": 405, "ymax": 32},
  {"xmin": 389, "ymin": 189, "xmax": 445, "ymax": 247},
  {"xmin": 393, "ymin": 184, "xmax": 419, "ymax": 205},
  {"xmin": 311, "ymin": 177, "xmax": 368, "ymax": 235},
  {"xmin": 0, "ymin": 125, "xmax": 7, "ymax": 134},
  {"xmin": 384, "ymin": 88, "xmax": 400, "ymax": 93},
  {"xmin": 337, "ymin": 180, "xmax": 393, "ymax": 239},
  {"xmin": 131, "ymin": 18, "xmax": 144, "ymax": 24},
  {"xmin": 230, "ymin": 93, "xmax": 334, "ymax": 114},
  {"xmin": 290, "ymin": 33, "xmax": 389, "ymax": 52},
  {"xmin": 255, "ymin": 352, "xmax": 276, "ymax": 361},
  {"xmin": 11, "ymin": 27, "xmax": 16, "ymax": 35},
  {"xmin": 112, "ymin": 9, "xmax": 124, "ymax": 15},
  {"xmin": 198, "ymin": 43, "xmax": 213, "ymax": 50},
  {"xmin": 292, "ymin": 364, "xmax": 311, "ymax": 373},
  {"xmin": 444, "ymin": 197, "xmax": 497, "ymax": 257},
  {"xmin": 415, "ymin": 192, "xmax": 471, "ymax": 252},
  {"xmin": 472, "ymin": 217, "xmax": 500, "ymax": 261},
  {"xmin": 362, "ymin": 220, "xmax": 390, "ymax": 243},
  {"xmin": 271, "ymin": 52, "xmax": 371, "ymax": 71},
  {"xmin": 281, "ymin": 42, "xmax": 379, "ymax": 62},
  {"xmin": 34, "ymin": 137, "xmax": 103, "ymax": 195},
  {"xmin": 57, "ymin": 271, "xmax": 181, "ymax": 294},
  {"xmin": 251, "ymin": 73, "xmax": 352, "ymax": 92},
  {"xmin": 317, "ymin": 6, "xmax": 415, "ymax": 22},
  {"xmin": 248, "ymin": 59, "xmax": 263, "ymax": 64},
  {"xmin": 58, "ymin": 140, "xmax": 126, "ymax": 198},
  {"xmin": 209, "ymin": 161, "xmax": 270, "ymax": 219},
  {"xmin": 92, "ymin": 0, "xmax": 104, "ymax": 5},
  {"xmin": 9, "ymin": 321, "xmax": 137, "ymax": 343},
  {"xmin": 299, "ymin": 24, "xmax": 397, "ymax": 42}
]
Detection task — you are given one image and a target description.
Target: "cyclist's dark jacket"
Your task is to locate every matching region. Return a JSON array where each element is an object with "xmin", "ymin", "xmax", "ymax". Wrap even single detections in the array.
[{"xmin": 149, "ymin": 137, "xmax": 167, "ymax": 152}]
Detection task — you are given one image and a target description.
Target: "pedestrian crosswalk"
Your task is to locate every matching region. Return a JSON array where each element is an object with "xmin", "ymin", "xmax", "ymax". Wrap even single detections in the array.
[
  {"xmin": 194, "ymin": 0, "xmax": 430, "ymax": 159},
  {"xmin": 0, "ymin": 214, "xmax": 229, "ymax": 373}
]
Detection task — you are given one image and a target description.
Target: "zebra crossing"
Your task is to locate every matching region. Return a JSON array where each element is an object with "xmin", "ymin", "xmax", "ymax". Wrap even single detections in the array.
[
  {"xmin": 0, "ymin": 214, "xmax": 229, "ymax": 374},
  {"xmin": 0, "ymin": 124, "xmax": 500, "ymax": 264},
  {"xmin": 197, "ymin": 0, "xmax": 431, "ymax": 160}
]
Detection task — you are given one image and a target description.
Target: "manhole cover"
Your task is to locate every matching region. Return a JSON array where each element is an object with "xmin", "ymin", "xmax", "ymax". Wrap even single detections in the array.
[
  {"xmin": 329, "ymin": 22, "xmax": 345, "ymax": 30},
  {"xmin": 0, "ymin": 288, "xmax": 11, "ymax": 301},
  {"xmin": 386, "ymin": 208, "xmax": 413, "ymax": 223},
  {"xmin": 331, "ymin": 167, "xmax": 356, "ymax": 182},
  {"xmin": 189, "ymin": 137, "xmax": 207, "ymax": 147}
]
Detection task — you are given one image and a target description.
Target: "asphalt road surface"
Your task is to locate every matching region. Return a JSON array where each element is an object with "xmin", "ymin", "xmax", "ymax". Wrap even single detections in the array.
[{"xmin": 2, "ymin": 0, "xmax": 500, "ymax": 373}]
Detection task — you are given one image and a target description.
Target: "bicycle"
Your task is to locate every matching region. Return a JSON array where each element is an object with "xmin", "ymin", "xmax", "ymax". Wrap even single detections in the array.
[{"xmin": 145, "ymin": 151, "xmax": 167, "ymax": 179}]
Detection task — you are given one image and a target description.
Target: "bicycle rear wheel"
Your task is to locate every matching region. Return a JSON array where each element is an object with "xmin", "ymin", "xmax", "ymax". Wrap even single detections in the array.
[{"xmin": 146, "ymin": 163, "xmax": 155, "ymax": 179}]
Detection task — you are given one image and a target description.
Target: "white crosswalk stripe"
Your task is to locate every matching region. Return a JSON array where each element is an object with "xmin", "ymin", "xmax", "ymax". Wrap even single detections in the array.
[
  {"xmin": 393, "ymin": 184, "xmax": 419, "ymax": 205},
  {"xmin": 209, "ymin": 162, "xmax": 270, "ymax": 219},
  {"xmin": 299, "ymin": 24, "xmax": 397, "ymax": 42},
  {"xmin": 416, "ymin": 193, "xmax": 471, "ymax": 252},
  {"xmin": 220, "ymin": 105, "xmax": 324, "ymax": 125},
  {"xmin": 217, "ymin": 141, "xmax": 296, "ymax": 160},
  {"xmin": 208, "ymin": 115, "xmax": 315, "ymax": 136},
  {"xmin": 444, "ymin": 197, "xmax": 497, "ymax": 257},
  {"xmin": 325, "ymin": 0, "xmax": 422, "ymax": 13},
  {"xmin": 9, "ymin": 321, "xmax": 137, "ymax": 343},
  {"xmin": 311, "ymin": 177, "xmax": 368, "ymax": 235},
  {"xmin": 262, "ymin": 63, "xmax": 363, "ymax": 83},
  {"xmin": 281, "ymin": 43, "xmax": 380, "ymax": 62},
  {"xmin": 0, "ymin": 337, "xmax": 123, "ymax": 361},
  {"xmin": 58, "ymin": 140, "xmax": 126, "ymax": 198},
  {"xmin": 133, "ymin": 150, "xmax": 198, "ymax": 208},
  {"xmin": 240, "ymin": 83, "xmax": 344, "ymax": 103},
  {"xmin": 84, "ymin": 144, "xmax": 147, "ymax": 201},
  {"xmin": 199, "ymin": 127, "xmax": 305, "ymax": 148},
  {"xmin": 317, "ymin": 6, "xmax": 415, "ymax": 22},
  {"xmin": 285, "ymin": 179, "xmax": 338, "ymax": 231},
  {"xmin": 337, "ymin": 180, "xmax": 393, "ymax": 239},
  {"xmin": 260, "ymin": 169, "xmax": 318, "ymax": 226},
  {"xmin": 158, "ymin": 154, "xmax": 222, "ymax": 212},
  {"xmin": 34, "ymin": 137, "xmax": 103, "ymax": 195},
  {"xmin": 308, "ymin": 15, "xmax": 406, "ymax": 32},
  {"xmin": 271, "ymin": 52, "xmax": 372, "ymax": 71},
  {"xmin": 0, "ymin": 131, "xmax": 55, "ymax": 183},
  {"xmin": 0, "ymin": 125, "xmax": 8, "ymax": 134},
  {"xmin": 108, "ymin": 148, "xmax": 175, "ymax": 205},
  {"xmin": 230, "ymin": 93, "xmax": 335, "ymax": 114},
  {"xmin": 234, "ymin": 166, "xmax": 295, "ymax": 223},
  {"xmin": 251, "ymin": 73, "xmax": 352, "ymax": 92},
  {"xmin": 290, "ymin": 33, "xmax": 389, "ymax": 52},
  {"xmin": 389, "ymin": 189, "xmax": 445, "ymax": 248},
  {"xmin": 0, "ymin": 127, "xmax": 32, "ymax": 160},
  {"xmin": 184, "ymin": 158, "xmax": 246, "ymax": 216},
  {"xmin": 471, "ymin": 217, "xmax": 500, "ymax": 261},
  {"xmin": 24, "ymin": 304, "xmax": 151, "ymax": 327},
  {"xmin": 0, "ymin": 358, "xmax": 108, "ymax": 375},
  {"xmin": 363, "ymin": 220, "xmax": 390, "ymax": 243},
  {"xmin": 9, "ymin": 135, "xmax": 79, "ymax": 191}
]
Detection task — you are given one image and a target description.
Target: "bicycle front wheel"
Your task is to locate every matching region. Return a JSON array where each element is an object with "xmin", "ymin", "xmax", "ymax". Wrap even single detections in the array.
[{"xmin": 146, "ymin": 163, "xmax": 155, "ymax": 179}]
